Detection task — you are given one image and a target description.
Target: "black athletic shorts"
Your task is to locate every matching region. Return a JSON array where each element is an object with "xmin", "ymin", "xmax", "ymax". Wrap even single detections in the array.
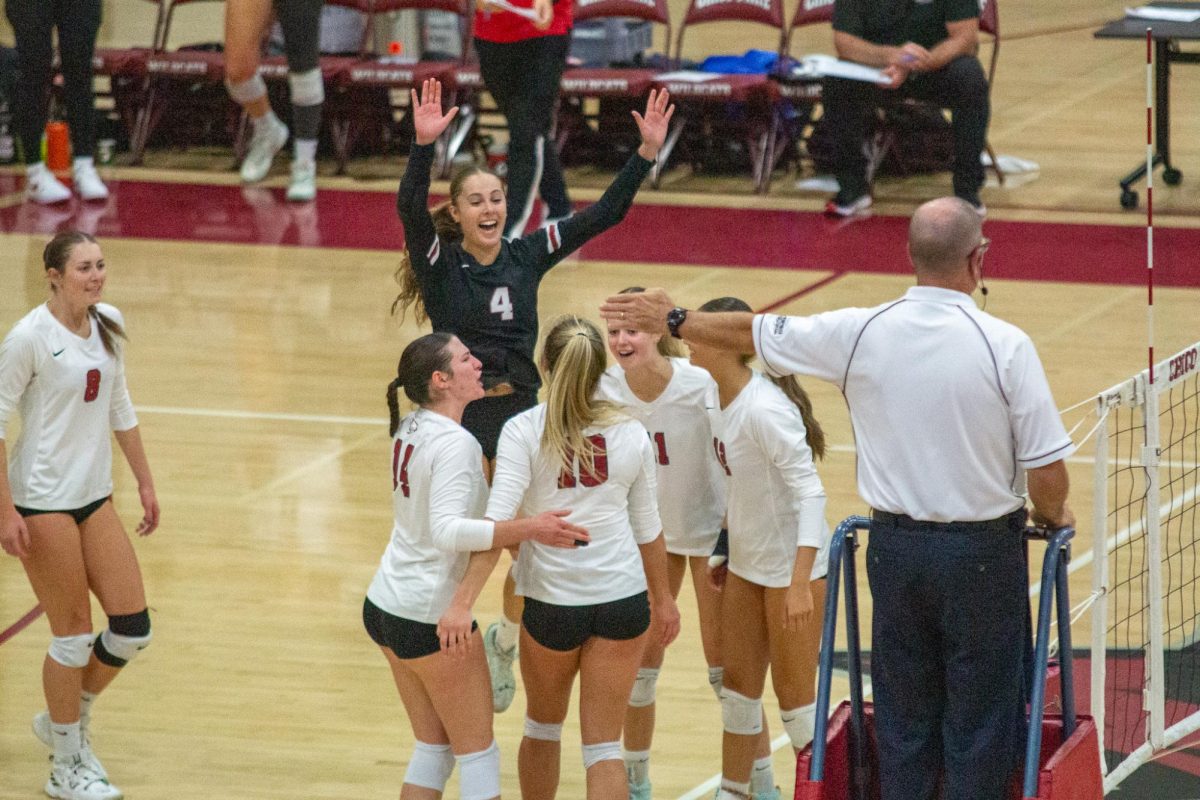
[
  {"xmin": 462, "ymin": 391, "xmax": 538, "ymax": 461},
  {"xmin": 362, "ymin": 597, "xmax": 477, "ymax": 660},
  {"xmin": 522, "ymin": 592, "xmax": 650, "ymax": 652},
  {"xmin": 15, "ymin": 495, "xmax": 110, "ymax": 526}
]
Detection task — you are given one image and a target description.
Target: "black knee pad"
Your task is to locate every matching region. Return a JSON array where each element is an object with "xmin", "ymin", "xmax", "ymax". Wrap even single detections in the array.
[{"xmin": 109, "ymin": 609, "xmax": 151, "ymax": 637}]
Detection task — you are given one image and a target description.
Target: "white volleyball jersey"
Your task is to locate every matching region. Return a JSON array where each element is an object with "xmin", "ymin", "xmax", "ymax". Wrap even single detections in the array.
[
  {"xmin": 713, "ymin": 372, "xmax": 830, "ymax": 588},
  {"xmin": 486, "ymin": 404, "xmax": 662, "ymax": 606},
  {"xmin": 0, "ymin": 303, "xmax": 138, "ymax": 509},
  {"xmin": 597, "ymin": 358, "xmax": 726, "ymax": 556},
  {"xmin": 367, "ymin": 409, "xmax": 490, "ymax": 625}
]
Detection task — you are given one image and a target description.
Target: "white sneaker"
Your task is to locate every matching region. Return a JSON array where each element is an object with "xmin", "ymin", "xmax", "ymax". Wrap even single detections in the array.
[
  {"xmin": 26, "ymin": 163, "xmax": 72, "ymax": 205},
  {"xmin": 33, "ymin": 712, "xmax": 108, "ymax": 780},
  {"xmin": 73, "ymin": 161, "xmax": 109, "ymax": 202},
  {"xmin": 482, "ymin": 622, "xmax": 517, "ymax": 713},
  {"xmin": 240, "ymin": 117, "xmax": 289, "ymax": 183},
  {"xmin": 45, "ymin": 754, "xmax": 122, "ymax": 800},
  {"xmin": 286, "ymin": 159, "xmax": 317, "ymax": 202}
]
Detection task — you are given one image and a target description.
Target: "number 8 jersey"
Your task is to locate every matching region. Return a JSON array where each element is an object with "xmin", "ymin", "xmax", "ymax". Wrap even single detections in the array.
[{"xmin": 0, "ymin": 303, "xmax": 138, "ymax": 509}]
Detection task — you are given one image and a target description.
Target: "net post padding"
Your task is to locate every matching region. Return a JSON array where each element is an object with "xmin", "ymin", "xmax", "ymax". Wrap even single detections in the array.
[{"xmin": 1090, "ymin": 391, "xmax": 1111, "ymax": 767}]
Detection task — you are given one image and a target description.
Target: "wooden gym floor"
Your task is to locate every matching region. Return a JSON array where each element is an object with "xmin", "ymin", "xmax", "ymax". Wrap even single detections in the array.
[{"xmin": 1, "ymin": 0, "xmax": 1199, "ymax": 797}]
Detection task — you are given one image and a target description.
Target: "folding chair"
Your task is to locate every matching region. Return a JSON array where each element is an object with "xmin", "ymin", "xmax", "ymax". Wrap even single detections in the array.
[
  {"xmin": 129, "ymin": 0, "xmax": 231, "ymax": 164},
  {"xmin": 650, "ymin": 0, "xmax": 785, "ymax": 192},
  {"xmin": 554, "ymin": 0, "xmax": 671, "ymax": 162},
  {"xmin": 761, "ymin": 0, "xmax": 834, "ymax": 186},
  {"xmin": 335, "ymin": 0, "xmax": 472, "ymax": 174}
]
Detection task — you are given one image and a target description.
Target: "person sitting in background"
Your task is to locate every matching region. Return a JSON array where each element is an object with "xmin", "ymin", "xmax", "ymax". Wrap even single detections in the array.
[{"xmin": 822, "ymin": 0, "xmax": 990, "ymax": 218}]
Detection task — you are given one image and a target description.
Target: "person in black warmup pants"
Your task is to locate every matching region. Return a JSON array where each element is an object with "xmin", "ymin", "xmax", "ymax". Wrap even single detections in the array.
[
  {"xmin": 822, "ymin": 0, "xmax": 990, "ymax": 218},
  {"xmin": 6, "ymin": 0, "xmax": 110, "ymax": 204},
  {"xmin": 474, "ymin": 0, "xmax": 573, "ymax": 236}
]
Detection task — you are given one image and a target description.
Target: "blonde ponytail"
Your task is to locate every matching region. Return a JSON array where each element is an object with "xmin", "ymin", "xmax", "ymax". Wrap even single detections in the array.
[{"xmin": 540, "ymin": 316, "xmax": 622, "ymax": 478}]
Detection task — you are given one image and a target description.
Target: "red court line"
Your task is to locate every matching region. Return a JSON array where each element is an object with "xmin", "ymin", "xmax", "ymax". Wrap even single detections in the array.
[
  {"xmin": 0, "ymin": 604, "xmax": 43, "ymax": 647},
  {"xmin": 758, "ymin": 273, "xmax": 846, "ymax": 313}
]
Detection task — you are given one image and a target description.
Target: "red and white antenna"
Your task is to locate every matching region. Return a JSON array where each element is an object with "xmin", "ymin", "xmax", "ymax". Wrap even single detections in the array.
[{"xmin": 1146, "ymin": 28, "xmax": 1156, "ymax": 385}]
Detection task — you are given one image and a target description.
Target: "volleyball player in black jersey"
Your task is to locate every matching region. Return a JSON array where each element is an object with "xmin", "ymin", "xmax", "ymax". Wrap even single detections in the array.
[{"xmin": 394, "ymin": 78, "xmax": 673, "ymax": 712}]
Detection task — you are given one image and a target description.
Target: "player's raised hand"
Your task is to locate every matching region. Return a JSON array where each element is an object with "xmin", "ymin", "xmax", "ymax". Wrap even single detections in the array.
[
  {"xmin": 633, "ymin": 89, "xmax": 675, "ymax": 161},
  {"xmin": 411, "ymin": 79, "xmax": 459, "ymax": 146}
]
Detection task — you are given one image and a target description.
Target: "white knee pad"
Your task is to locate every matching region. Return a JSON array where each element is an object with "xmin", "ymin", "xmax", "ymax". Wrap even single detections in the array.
[
  {"xmin": 781, "ymin": 702, "xmax": 817, "ymax": 750},
  {"xmin": 708, "ymin": 666, "xmax": 725, "ymax": 700},
  {"xmin": 225, "ymin": 73, "xmax": 267, "ymax": 104},
  {"xmin": 288, "ymin": 68, "xmax": 324, "ymax": 107},
  {"xmin": 457, "ymin": 740, "xmax": 501, "ymax": 800},
  {"xmin": 48, "ymin": 633, "xmax": 93, "ymax": 668},
  {"xmin": 523, "ymin": 717, "xmax": 563, "ymax": 741},
  {"xmin": 403, "ymin": 740, "xmax": 454, "ymax": 791},
  {"xmin": 628, "ymin": 667, "xmax": 659, "ymax": 708},
  {"xmin": 581, "ymin": 740, "xmax": 622, "ymax": 770},
  {"xmin": 720, "ymin": 688, "xmax": 764, "ymax": 736}
]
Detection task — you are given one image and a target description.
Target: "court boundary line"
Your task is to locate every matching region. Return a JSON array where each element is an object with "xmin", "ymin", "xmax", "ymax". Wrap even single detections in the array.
[{"xmin": 0, "ymin": 604, "xmax": 44, "ymax": 647}]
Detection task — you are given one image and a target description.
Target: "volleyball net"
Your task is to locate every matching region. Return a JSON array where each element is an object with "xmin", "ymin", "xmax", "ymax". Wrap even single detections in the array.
[{"xmin": 1073, "ymin": 339, "xmax": 1200, "ymax": 792}]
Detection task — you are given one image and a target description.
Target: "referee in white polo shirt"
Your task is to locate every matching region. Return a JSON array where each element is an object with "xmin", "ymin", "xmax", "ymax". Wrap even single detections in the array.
[{"xmin": 600, "ymin": 196, "xmax": 1076, "ymax": 800}]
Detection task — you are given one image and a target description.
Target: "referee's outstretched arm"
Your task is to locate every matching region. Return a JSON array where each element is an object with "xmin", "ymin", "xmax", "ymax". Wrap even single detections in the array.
[{"xmin": 599, "ymin": 288, "xmax": 756, "ymax": 355}]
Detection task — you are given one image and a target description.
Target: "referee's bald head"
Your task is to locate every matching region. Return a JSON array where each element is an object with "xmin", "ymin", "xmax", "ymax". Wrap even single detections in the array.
[{"xmin": 907, "ymin": 197, "xmax": 983, "ymax": 277}]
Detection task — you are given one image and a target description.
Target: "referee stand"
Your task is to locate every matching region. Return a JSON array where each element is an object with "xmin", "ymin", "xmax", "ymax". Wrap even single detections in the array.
[{"xmin": 795, "ymin": 516, "xmax": 1105, "ymax": 800}]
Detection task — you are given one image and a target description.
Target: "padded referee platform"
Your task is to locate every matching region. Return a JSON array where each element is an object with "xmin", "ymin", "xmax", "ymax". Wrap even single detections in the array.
[
  {"xmin": 795, "ymin": 702, "xmax": 1103, "ymax": 800},
  {"xmin": 795, "ymin": 518, "xmax": 1104, "ymax": 800}
]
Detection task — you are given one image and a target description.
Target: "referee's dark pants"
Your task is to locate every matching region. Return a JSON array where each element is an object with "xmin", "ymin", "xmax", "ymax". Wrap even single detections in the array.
[
  {"xmin": 822, "ymin": 54, "xmax": 990, "ymax": 202},
  {"xmin": 866, "ymin": 508, "xmax": 1027, "ymax": 800}
]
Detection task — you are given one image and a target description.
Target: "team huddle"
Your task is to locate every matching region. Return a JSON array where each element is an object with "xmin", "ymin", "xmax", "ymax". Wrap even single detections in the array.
[{"xmin": 362, "ymin": 81, "xmax": 831, "ymax": 800}]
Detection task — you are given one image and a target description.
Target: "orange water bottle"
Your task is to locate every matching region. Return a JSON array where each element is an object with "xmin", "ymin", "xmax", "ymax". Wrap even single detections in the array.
[{"xmin": 45, "ymin": 121, "xmax": 71, "ymax": 175}]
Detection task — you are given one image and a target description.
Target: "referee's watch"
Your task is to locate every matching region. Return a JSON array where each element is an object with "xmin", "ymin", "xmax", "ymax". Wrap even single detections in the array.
[{"xmin": 666, "ymin": 307, "xmax": 688, "ymax": 339}]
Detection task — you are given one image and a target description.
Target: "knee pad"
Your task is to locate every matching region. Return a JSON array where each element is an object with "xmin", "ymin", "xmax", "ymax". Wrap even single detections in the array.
[
  {"xmin": 781, "ymin": 702, "xmax": 817, "ymax": 750},
  {"xmin": 94, "ymin": 609, "xmax": 152, "ymax": 668},
  {"xmin": 225, "ymin": 73, "xmax": 267, "ymax": 104},
  {"xmin": 708, "ymin": 666, "xmax": 725, "ymax": 700},
  {"xmin": 628, "ymin": 667, "xmax": 659, "ymax": 708},
  {"xmin": 288, "ymin": 68, "xmax": 324, "ymax": 107},
  {"xmin": 403, "ymin": 740, "xmax": 454, "ymax": 791},
  {"xmin": 581, "ymin": 740, "xmax": 621, "ymax": 770},
  {"xmin": 720, "ymin": 688, "xmax": 763, "ymax": 736},
  {"xmin": 523, "ymin": 717, "xmax": 562, "ymax": 742},
  {"xmin": 457, "ymin": 740, "xmax": 501, "ymax": 800},
  {"xmin": 48, "ymin": 633, "xmax": 93, "ymax": 668}
]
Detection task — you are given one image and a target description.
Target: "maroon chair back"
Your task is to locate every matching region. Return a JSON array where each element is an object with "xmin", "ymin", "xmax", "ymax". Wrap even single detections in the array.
[
  {"xmin": 574, "ymin": 0, "xmax": 672, "ymax": 55},
  {"xmin": 979, "ymin": 0, "xmax": 998, "ymax": 37},
  {"xmin": 674, "ymin": 0, "xmax": 785, "ymax": 63},
  {"xmin": 575, "ymin": 0, "xmax": 670, "ymax": 25},
  {"xmin": 790, "ymin": 0, "xmax": 833, "ymax": 28},
  {"xmin": 780, "ymin": 0, "xmax": 834, "ymax": 58}
]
